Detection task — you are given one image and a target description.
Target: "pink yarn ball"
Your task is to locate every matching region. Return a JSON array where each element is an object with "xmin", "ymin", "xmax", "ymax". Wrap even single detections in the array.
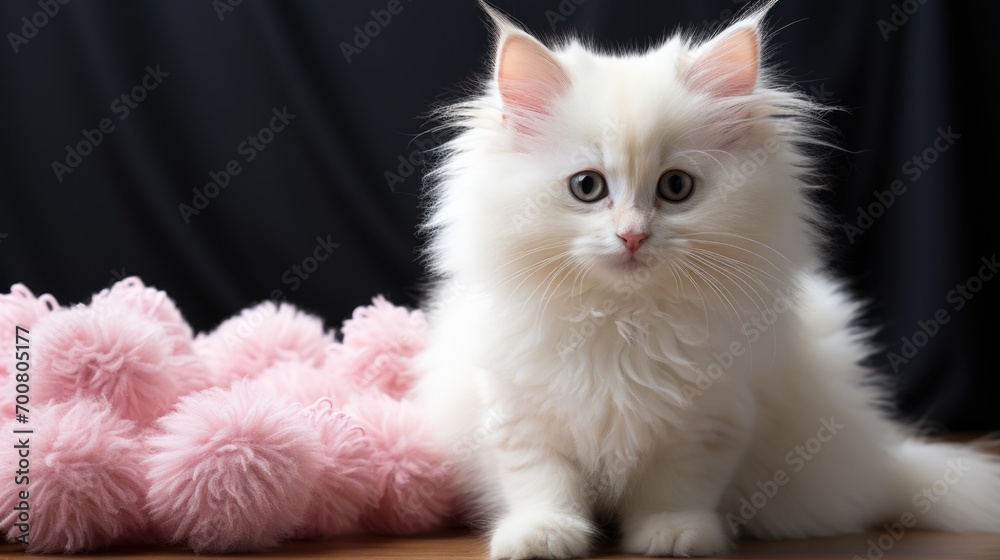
[
  {"xmin": 0, "ymin": 285, "xmax": 58, "ymax": 351},
  {"xmin": 91, "ymin": 277, "xmax": 192, "ymax": 352},
  {"xmin": 0, "ymin": 399, "xmax": 148, "ymax": 553},
  {"xmin": 145, "ymin": 381, "xmax": 324, "ymax": 552},
  {"xmin": 194, "ymin": 302, "xmax": 336, "ymax": 386},
  {"xmin": 31, "ymin": 304, "xmax": 183, "ymax": 425},
  {"xmin": 337, "ymin": 296, "xmax": 428, "ymax": 399},
  {"xmin": 252, "ymin": 361, "xmax": 351, "ymax": 408},
  {"xmin": 0, "ymin": 284, "xmax": 58, "ymax": 416},
  {"xmin": 294, "ymin": 399, "xmax": 379, "ymax": 539},
  {"xmin": 345, "ymin": 393, "xmax": 455, "ymax": 534},
  {"xmin": 91, "ymin": 277, "xmax": 213, "ymax": 393}
]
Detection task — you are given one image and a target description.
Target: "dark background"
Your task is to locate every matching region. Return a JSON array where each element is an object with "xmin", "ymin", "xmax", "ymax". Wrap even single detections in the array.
[{"xmin": 1, "ymin": 1, "xmax": 997, "ymax": 431}]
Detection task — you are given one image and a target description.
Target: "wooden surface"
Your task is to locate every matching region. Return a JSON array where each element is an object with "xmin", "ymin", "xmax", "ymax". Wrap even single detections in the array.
[{"xmin": 2, "ymin": 530, "xmax": 1000, "ymax": 559}]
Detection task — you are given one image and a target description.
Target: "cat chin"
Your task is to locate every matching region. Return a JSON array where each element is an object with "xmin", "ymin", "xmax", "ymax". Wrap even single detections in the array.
[
  {"xmin": 588, "ymin": 251, "xmax": 655, "ymax": 279},
  {"xmin": 617, "ymin": 254, "xmax": 649, "ymax": 271}
]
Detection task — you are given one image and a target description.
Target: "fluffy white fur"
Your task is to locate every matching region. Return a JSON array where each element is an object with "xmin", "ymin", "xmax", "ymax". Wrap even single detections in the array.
[{"xmin": 412, "ymin": 4, "xmax": 1000, "ymax": 558}]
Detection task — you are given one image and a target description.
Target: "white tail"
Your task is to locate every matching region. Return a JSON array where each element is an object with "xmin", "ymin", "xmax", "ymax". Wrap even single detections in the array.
[{"xmin": 891, "ymin": 438, "xmax": 1000, "ymax": 532}]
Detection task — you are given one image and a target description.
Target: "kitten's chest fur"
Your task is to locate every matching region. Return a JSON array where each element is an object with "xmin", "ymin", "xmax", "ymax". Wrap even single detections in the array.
[{"xmin": 486, "ymin": 298, "xmax": 749, "ymax": 489}]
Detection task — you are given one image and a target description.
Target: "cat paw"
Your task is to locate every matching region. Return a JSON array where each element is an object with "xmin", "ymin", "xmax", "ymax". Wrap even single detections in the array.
[
  {"xmin": 621, "ymin": 511, "xmax": 730, "ymax": 557},
  {"xmin": 489, "ymin": 511, "xmax": 593, "ymax": 559}
]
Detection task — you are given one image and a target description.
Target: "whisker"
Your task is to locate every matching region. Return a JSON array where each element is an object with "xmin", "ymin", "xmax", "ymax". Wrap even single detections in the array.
[
  {"xmin": 681, "ymin": 252, "xmax": 770, "ymax": 365},
  {"xmin": 680, "ymin": 261, "xmax": 732, "ymax": 329},
  {"xmin": 674, "ymin": 261, "xmax": 717, "ymax": 331},
  {"xmin": 685, "ymin": 249, "xmax": 778, "ymax": 301},
  {"xmin": 497, "ymin": 255, "xmax": 562, "ymax": 289},
  {"xmin": 683, "ymin": 260, "xmax": 741, "ymax": 328},
  {"xmin": 678, "ymin": 232, "xmax": 795, "ymax": 268},
  {"xmin": 529, "ymin": 261, "xmax": 577, "ymax": 336},
  {"xmin": 490, "ymin": 241, "xmax": 575, "ymax": 274},
  {"xmin": 683, "ymin": 251, "xmax": 767, "ymax": 315},
  {"xmin": 688, "ymin": 248, "xmax": 787, "ymax": 292}
]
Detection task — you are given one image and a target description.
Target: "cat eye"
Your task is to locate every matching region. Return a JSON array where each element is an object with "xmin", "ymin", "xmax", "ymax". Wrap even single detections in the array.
[
  {"xmin": 657, "ymin": 170, "xmax": 695, "ymax": 202},
  {"xmin": 569, "ymin": 170, "xmax": 608, "ymax": 203}
]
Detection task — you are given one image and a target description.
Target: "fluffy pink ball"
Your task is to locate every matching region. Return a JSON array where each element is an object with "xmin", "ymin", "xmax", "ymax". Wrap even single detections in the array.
[
  {"xmin": 336, "ymin": 296, "xmax": 428, "ymax": 399},
  {"xmin": 0, "ymin": 399, "xmax": 148, "ymax": 553},
  {"xmin": 31, "ymin": 304, "xmax": 183, "ymax": 425},
  {"xmin": 194, "ymin": 301, "xmax": 336, "ymax": 386},
  {"xmin": 145, "ymin": 381, "xmax": 324, "ymax": 552},
  {"xmin": 0, "ymin": 284, "xmax": 58, "ymax": 416},
  {"xmin": 294, "ymin": 399, "xmax": 379, "ymax": 539},
  {"xmin": 0, "ymin": 285, "xmax": 58, "ymax": 351},
  {"xmin": 252, "ymin": 361, "xmax": 351, "ymax": 408},
  {"xmin": 91, "ymin": 277, "xmax": 213, "ymax": 393},
  {"xmin": 344, "ymin": 393, "xmax": 455, "ymax": 534},
  {"xmin": 91, "ymin": 277, "xmax": 191, "ymax": 352}
]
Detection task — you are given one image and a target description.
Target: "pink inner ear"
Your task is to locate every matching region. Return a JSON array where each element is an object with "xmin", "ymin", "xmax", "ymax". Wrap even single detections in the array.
[
  {"xmin": 497, "ymin": 34, "xmax": 568, "ymax": 118},
  {"xmin": 686, "ymin": 27, "xmax": 759, "ymax": 97}
]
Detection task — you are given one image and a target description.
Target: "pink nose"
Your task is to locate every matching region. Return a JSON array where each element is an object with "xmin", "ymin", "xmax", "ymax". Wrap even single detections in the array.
[{"xmin": 618, "ymin": 232, "xmax": 649, "ymax": 253}]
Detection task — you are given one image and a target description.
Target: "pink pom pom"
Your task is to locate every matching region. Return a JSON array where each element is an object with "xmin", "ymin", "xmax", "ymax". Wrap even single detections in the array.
[
  {"xmin": 252, "ymin": 361, "xmax": 351, "ymax": 408},
  {"xmin": 91, "ymin": 277, "xmax": 192, "ymax": 352},
  {"xmin": 345, "ymin": 393, "xmax": 455, "ymax": 534},
  {"xmin": 194, "ymin": 302, "xmax": 336, "ymax": 386},
  {"xmin": 336, "ymin": 297, "xmax": 428, "ymax": 399},
  {"xmin": 0, "ymin": 285, "xmax": 58, "ymax": 348},
  {"xmin": 91, "ymin": 277, "xmax": 213, "ymax": 393},
  {"xmin": 0, "ymin": 284, "xmax": 58, "ymax": 415},
  {"xmin": 145, "ymin": 381, "xmax": 324, "ymax": 552},
  {"xmin": 0, "ymin": 399, "xmax": 148, "ymax": 553},
  {"xmin": 31, "ymin": 304, "xmax": 183, "ymax": 425},
  {"xmin": 294, "ymin": 399, "xmax": 379, "ymax": 539}
]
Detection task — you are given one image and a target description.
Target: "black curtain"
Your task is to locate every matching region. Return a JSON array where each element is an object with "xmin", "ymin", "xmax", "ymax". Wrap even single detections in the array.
[{"xmin": 1, "ymin": 0, "xmax": 997, "ymax": 431}]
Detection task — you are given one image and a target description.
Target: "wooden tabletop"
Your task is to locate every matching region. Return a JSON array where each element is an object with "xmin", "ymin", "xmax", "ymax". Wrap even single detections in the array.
[{"xmin": 2, "ymin": 530, "xmax": 999, "ymax": 559}]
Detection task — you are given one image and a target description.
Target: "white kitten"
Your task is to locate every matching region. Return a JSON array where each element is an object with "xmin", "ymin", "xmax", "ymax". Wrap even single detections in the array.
[{"xmin": 412, "ymin": 5, "xmax": 1000, "ymax": 558}]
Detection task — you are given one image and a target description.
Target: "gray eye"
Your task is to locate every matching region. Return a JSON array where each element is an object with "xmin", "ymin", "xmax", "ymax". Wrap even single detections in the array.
[
  {"xmin": 569, "ymin": 171, "xmax": 608, "ymax": 203},
  {"xmin": 657, "ymin": 170, "xmax": 695, "ymax": 202}
]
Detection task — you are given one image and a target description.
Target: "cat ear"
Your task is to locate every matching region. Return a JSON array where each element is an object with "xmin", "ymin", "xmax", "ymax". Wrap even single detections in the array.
[
  {"xmin": 484, "ymin": 4, "xmax": 569, "ymax": 122},
  {"xmin": 684, "ymin": 18, "xmax": 762, "ymax": 97}
]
